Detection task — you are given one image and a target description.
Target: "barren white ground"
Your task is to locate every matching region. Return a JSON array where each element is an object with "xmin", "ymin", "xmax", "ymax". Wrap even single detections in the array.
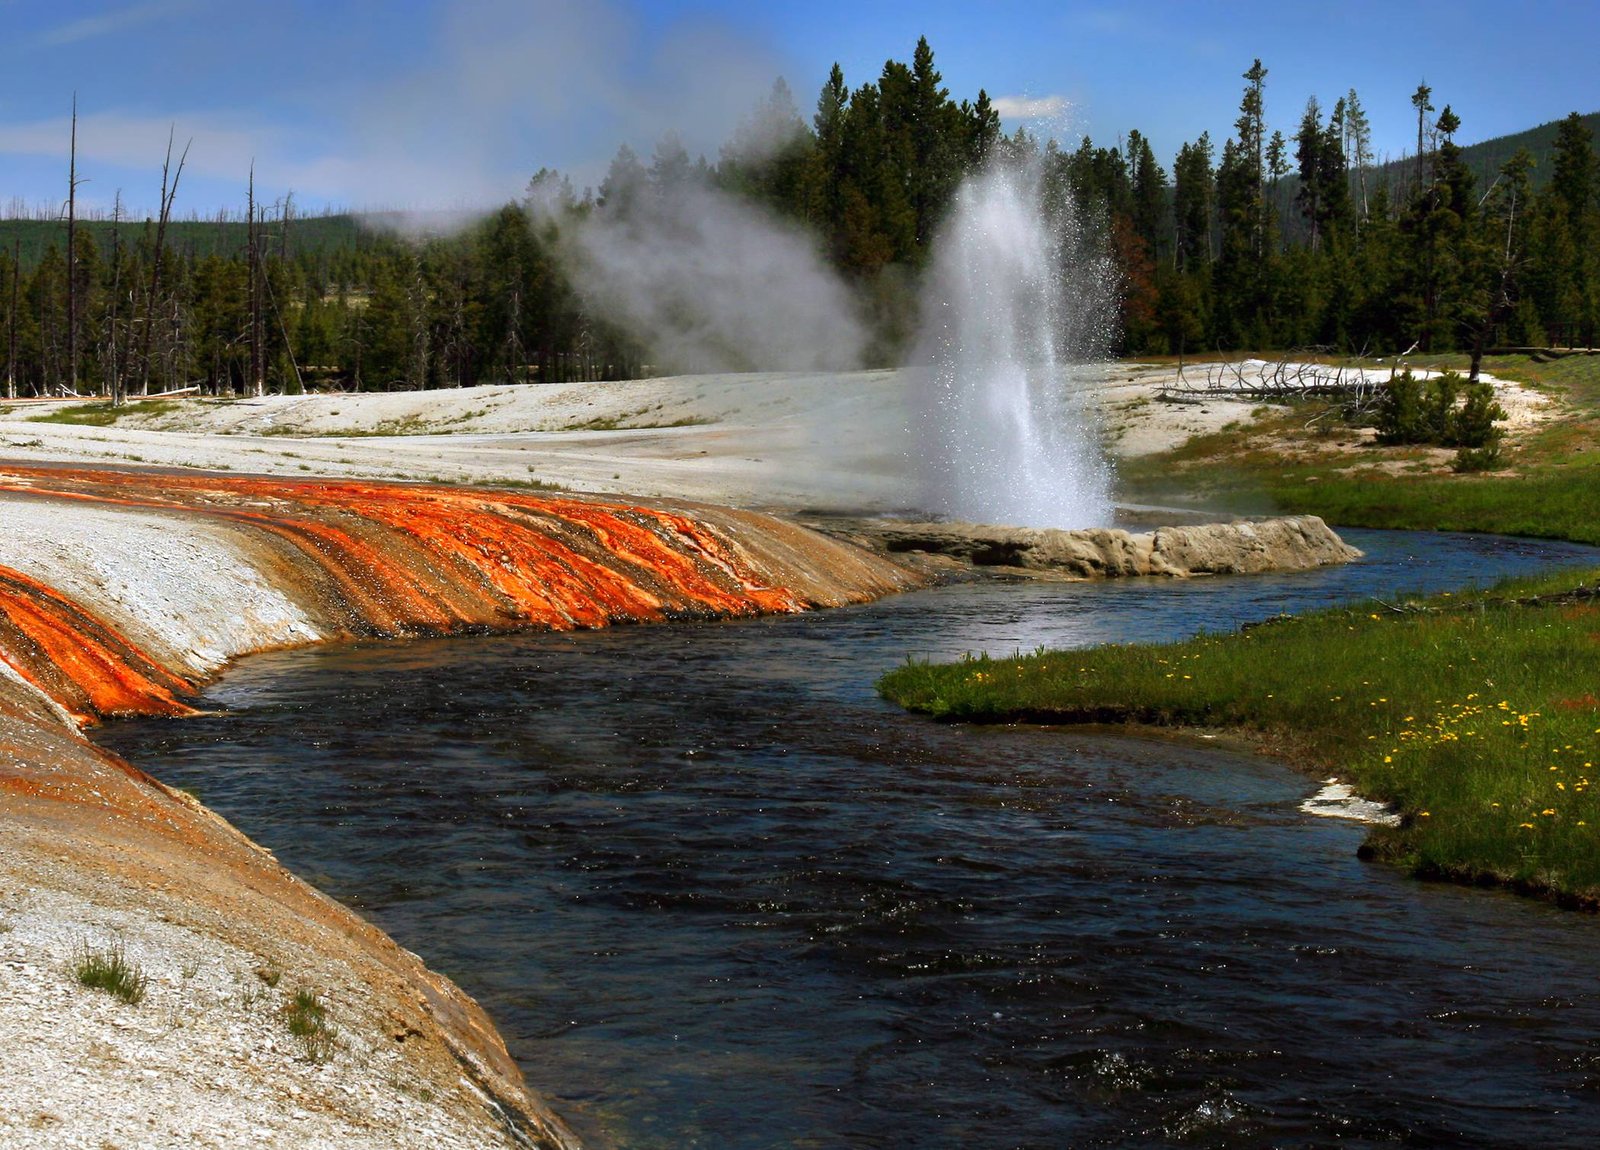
[
  {"xmin": 0, "ymin": 845, "xmax": 528, "ymax": 1150},
  {"xmin": 1, "ymin": 362, "xmax": 1551, "ymax": 515}
]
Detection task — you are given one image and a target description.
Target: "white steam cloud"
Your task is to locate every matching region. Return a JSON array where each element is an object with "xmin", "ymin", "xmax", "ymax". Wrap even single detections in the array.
[
  {"xmin": 538, "ymin": 171, "xmax": 866, "ymax": 374},
  {"xmin": 991, "ymin": 95, "xmax": 1069, "ymax": 120},
  {"xmin": 337, "ymin": 0, "xmax": 789, "ymax": 209}
]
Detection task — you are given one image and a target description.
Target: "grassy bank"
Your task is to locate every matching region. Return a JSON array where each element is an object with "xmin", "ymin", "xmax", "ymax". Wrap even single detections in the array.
[
  {"xmin": 879, "ymin": 568, "xmax": 1600, "ymax": 907},
  {"xmin": 26, "ymin": 399, "xmax": 182, "ymax": 427},
  {"xmin": 1118, "ymin": 352, "xmax": 1600, "ymax": 543}
]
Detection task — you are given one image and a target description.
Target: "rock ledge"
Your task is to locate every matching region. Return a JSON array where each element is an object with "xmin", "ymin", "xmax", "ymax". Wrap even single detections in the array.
[{"xmin": 849, "ymin": 514, "xmax": 1362, "ymax": 578}]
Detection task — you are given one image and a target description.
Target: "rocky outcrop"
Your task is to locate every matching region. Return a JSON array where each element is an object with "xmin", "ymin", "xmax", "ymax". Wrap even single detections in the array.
[
  {"xmin": 0, "ymin": 464, "xmax": 924, "ymax": 1147},
  {"xmin": 1145, "ymin": 516, "xmax": 1363, "ymax": 576},
  {"xmin": 852, "ymin": 514, "xmax": 1361, "ymax": 579}
]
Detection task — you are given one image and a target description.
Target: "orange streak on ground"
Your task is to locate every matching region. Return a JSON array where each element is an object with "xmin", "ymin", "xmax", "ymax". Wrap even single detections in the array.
[
  {"xmin": 0, "ymin": 565, "xmax": 197, "ymax": 722},
  {"xmin": 0, "ymin": 466, "xmax": 886, "ymax": 721},
  {"xmin": 0, "ymin": 468, "xmax": 818, "ymax": 625}
]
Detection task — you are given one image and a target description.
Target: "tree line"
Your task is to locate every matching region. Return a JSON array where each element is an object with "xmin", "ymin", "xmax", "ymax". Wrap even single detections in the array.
[{"xmin": 3, "ymin": 40, "xmax": 1597, "ymax": 400}]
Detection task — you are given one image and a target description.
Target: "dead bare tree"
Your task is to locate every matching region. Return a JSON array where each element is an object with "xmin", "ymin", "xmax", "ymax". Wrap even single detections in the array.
[
  {"xmin": 279, "ymin": 190, "xmax": 293, "ymax": 263},
  {"xmin": 138, "ymin": 128, "xmax": 189, "ymax": 396},
  {"xmin": 246, "ymin": 165, "xmax": 265, "ymax": 397},
  {"xmin": 1161, "ymin": 348, "xmax": 1395, "ymax": 422},
  {"xmin": 5, "ymin": 237, "xmax": 18, "ymax": 400},
  {"xmin": 107, "ymin": 191, "xmax": 127, "ymax": 405},
  {"xmin": 65, "ymin": 94, "xmax": 85, "ymax": 395}
]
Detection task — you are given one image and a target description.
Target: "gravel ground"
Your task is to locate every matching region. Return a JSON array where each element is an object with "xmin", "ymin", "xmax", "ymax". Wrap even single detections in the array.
[{"xmin": 0, "ymin": 843, "xmax": 535, "ymax": 1150}]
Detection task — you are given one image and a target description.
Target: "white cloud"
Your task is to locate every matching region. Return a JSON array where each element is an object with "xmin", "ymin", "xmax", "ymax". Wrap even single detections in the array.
[
  {"xmin": 991, "ymin": 95, "xmax": 1069, "ymax": 120},
  {"xmin": 0, "ymin": 111, "xmax": 261, "ymax": 173},
  {"xmin": 38, "ymin": 0, "xmax": 196, "ymax": 47},
  {"xmin": 328, "ymin": 0, "xmax": 786, "ymax": 208},
  {"xmin": 4, "ymin": 0, "xmax": 794, "ymax": 212}
]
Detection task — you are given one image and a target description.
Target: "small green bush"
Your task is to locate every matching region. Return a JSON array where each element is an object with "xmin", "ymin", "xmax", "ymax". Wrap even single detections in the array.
[
  {"xmin": 1373, "ymin": 370, "xmax": 1505, "ymax": 453},
  {"xmin": 1452, "ymin": 443, "xmax": 1503, "ymax": 472},
  {"xmin": 75, "ymin": 943, "xmax": 149, "ymax": 1005},
  {"xmin": 284, "ymin": 987, "xmax": 336, "ymax": 1062},
  {"xmin": 1449, "ymin": 381, "xmax": 1507, "ymax": 449}
]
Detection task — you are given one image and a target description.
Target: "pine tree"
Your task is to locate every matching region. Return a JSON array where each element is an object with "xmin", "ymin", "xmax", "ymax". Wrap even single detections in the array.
[
  {"xmin": 1172, "ymin": 133, "xmax": 1214, "ymax": 272},
  {"xmin": 1342, "ymin": 88, "xmax": 1372, "ymax": 224},
  {"xmin": 907, "ymin": 36, "xmax": 958, "ymax": 249},
  {"xmin": 1410, "ymin": 82, "xmax": 1434, "ymax": 199},
  {"xmin": 1127, "ymin": 130, "xmax": 1167, "ymax": 262},
  {"xmin": 1547, "ymin": 112, "xmax": 1597, "ymax": 344},
  {"xmin": 1235, "ymin": 59, "xmax": 1268, "ymax": 259},
  {"xmin": 1296, "ymin": 97, "xmax": 1327, "ymax": 251},
  {"xmin": 1463, "ymin": 148, "xmax": 1536, "ymax": 377}
]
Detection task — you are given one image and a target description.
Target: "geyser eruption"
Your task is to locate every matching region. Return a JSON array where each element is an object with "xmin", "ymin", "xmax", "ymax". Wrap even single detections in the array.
[{"xmin": 915, "ymin": 163, "xmax": 1118, "ymax": 529}]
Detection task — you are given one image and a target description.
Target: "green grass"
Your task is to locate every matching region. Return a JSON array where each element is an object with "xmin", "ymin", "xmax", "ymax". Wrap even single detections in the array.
[
  {"xmin": 74, "ymin": 943, "xmax": 149, "ymax": 1005},
  {"xmin": 561, "ymin": 403, "xmax": 712, "ymax": 432},
  {"xmin": 28, "ymin": 399, "xmax": 181, "ymax": 427},
  {"xmin": 283, "ymin": 987, "xmax": 336, "ymax": 1062},
  {"xmin": 879, "ymin": 568, "xmax": 1600, "ymax": 907},
  {"xmin": 1117, "ymin": 351, "xmax": 1600, "ymax": 543},
  {"xmin": 1262, "ymin": 465, "xmax": 1600, "ymax": 544}
]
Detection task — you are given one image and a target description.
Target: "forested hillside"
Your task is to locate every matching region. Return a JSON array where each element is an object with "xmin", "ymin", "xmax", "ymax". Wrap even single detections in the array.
[{"xmin": 2, "ymin": 39, "xmax": 1596, "ymax": 399}]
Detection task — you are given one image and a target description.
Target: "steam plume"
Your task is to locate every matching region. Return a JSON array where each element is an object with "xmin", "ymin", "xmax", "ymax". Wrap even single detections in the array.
[{"xmin": 536, "ymin": 163, "xmax": 867, "ymax": 374}]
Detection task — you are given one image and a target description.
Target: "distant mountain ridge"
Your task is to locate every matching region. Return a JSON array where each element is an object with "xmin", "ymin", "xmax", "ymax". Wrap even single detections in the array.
[
  {"xmin": 1379, "ymin": 110, "xmax": 1600, "ymax": 190},
  {"xmin": 0, "ymin": 213, "xmax": 373, "ymax": 271}
]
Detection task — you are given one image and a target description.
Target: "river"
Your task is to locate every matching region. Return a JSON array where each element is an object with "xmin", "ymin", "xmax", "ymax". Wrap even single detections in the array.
[{"xmin": 96, "ymin": 530, "xmax": 1600, "ymax": 1148}]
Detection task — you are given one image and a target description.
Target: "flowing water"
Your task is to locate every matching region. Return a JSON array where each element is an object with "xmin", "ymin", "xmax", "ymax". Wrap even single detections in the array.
[{"xmin": 98, "ymin": 531, "xmax": 1600, "ymax": 1149}]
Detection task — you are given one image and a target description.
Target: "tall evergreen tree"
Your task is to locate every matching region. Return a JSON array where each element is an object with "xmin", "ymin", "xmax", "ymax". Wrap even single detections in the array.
[
  {"xmin": 1126, "ymin": 129, "xmax": 1167, "ymax": 260},
  {"xmin": 1235, "ymin": 59, "xmax": 1269, "ymax": 259},
  {"xmin": 1172, "ymin": 133, "xmax": 1214, "ymax": 272}
]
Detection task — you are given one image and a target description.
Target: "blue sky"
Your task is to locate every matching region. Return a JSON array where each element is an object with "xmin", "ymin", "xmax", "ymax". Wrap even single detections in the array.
[{"xmin": 1, "ymin": 0, "xmax": 1595, "ymax": 219}]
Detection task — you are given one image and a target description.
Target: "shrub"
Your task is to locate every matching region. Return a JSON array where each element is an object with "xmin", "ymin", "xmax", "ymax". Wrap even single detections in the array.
[
  {"xmin": 284, "ymin": 987, "xmax": 337, "ymax": 1062},
  {"xmin": 1373, "ymin": 370, "xmax": 1504, "ymax": 455},
  {"xmin": 1373, "ymin": 370, "xmax": 1428, "ymax": 444},
  {"xmin": 1447, "ymin": 381, "xmax": 1507, "ymax": 449},
  {"xmin": 1451, "ymin": 444, "xmax": 1502, "ymax": 472},
  {"xmin": 75, "ymin": 943, "xmax": 149, "ymax": 1005}
]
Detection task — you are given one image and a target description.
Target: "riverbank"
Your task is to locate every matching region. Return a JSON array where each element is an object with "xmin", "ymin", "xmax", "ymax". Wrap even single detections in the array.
[
  {"xmin": 1115, "ymin": 351, "xmax": 1598, "ymax": 543},
  {"xmin": 0, "ymin": 467, "xmax": 923, "ymax": 1146},
  {"xmin": 879, "ymin": 563, "xmax": 1600, "ymax": 908}
]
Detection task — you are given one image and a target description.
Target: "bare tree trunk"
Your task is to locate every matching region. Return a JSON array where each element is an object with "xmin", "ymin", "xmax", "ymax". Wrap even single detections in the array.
[
  {"xmin": 66, "ymin": 95, "xmax": 81, "ymax": 395},
  {"xmin": 139, "ymin": 129, "xmax": 188, "ymax": 396},
  {"xmin": 247, "ymin": 165, "xmax": 265, "ymax": 397},
  {"xmin": 108, "ymin": 192, "xmax": 125, "ymax": 405},
  {"xmin": 5, "ymin": 238, "xmax": 18, "ymax": 400},
  {"xmin": 263, "ymin": 265, "xmax": 306, "ymax": 394},
  {"xmin": 279, "ymin": 191, "xmax": 293, "ymax": 263}
]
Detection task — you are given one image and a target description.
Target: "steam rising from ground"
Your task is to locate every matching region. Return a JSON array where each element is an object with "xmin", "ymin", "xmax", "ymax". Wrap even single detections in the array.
[
  {"xmin": 912, "ymin": 161, "xmax": 1119, "ymax": 528},
  {"xmin": 537, "ymin": 172, "xmax": 867, "ymax": 374}
]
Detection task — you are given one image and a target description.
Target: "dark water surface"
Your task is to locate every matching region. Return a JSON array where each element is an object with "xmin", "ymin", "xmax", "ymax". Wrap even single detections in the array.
[{"xmin": 98, "ymin": 531, "xmax": 1600, "ymax": 1148}]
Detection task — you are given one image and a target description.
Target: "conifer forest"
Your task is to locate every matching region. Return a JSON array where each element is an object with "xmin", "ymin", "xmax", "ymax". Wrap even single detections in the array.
[{"xmin": 2, "ymin": 39, "xmax": 1596, "ymax": 400}]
